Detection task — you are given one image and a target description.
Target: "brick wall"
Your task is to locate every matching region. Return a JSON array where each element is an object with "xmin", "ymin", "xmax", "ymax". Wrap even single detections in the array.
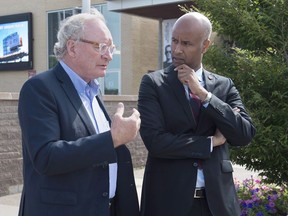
[
  {"xmin": 0, "ymin": 93, "xmax": 22, "ymax": 197},
  {"xmin": 0, "ymin": 93, "xmax": 147, "ymax": 197}
]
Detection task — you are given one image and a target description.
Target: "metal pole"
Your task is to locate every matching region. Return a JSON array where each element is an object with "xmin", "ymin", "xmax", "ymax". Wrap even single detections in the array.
[
  {"xmin": 158, "ymin": 19, "xmax": 163, "ymax": 70},
  {"xmin": 82, "ymin": 0, "xmax": 91, "ymax": 13}
]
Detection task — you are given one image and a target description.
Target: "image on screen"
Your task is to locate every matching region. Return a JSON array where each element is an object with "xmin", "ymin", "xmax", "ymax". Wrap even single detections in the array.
[
  {"xmin": 0, "ymin": 21, "xmax": 29, "ymax": 63},
  {"xmin": 0, "ymin": 12, "xmax": 33, "ymax": 71}
]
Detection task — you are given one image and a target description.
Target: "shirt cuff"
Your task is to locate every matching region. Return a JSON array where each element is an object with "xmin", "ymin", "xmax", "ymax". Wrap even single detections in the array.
[{"xmin": 209, "ymin": 136, "xmax": 213, "ymax": 152}]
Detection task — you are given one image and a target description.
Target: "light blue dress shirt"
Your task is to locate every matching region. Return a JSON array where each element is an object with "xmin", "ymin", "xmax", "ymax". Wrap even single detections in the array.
[
  {"xmin": 184, "ymin": 66, "xmax": 213, "ymax": 188},
  {"xmin": 60, "ymin": 61, "xmax": 117, "ymax": 198}
]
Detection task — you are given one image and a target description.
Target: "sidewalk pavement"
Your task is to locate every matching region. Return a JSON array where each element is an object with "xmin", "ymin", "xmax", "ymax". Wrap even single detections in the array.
[{"xmin": 0, "ymin": 165, "xmax": 258, "ymax": 216}]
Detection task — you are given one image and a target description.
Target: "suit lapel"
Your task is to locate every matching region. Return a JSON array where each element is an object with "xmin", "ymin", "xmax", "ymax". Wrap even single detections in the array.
[
  {"xmin": 53, "ymin": 63, "xmax": 96, "ymax": 135},
  {"xmin": 164, "ymin": 66, "xmax": 196, "ymax": 126},
  {"xmin": 96, "ymin": 95, "xmax": 111, "ymax": 125},
  {"xmin": 202, "ymin": 69, "xmax": 216, "ymax": 93}
]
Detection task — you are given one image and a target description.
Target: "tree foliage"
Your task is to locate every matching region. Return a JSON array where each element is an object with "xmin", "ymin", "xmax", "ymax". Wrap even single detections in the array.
[{"xmin": 181, "ymin": 0, "xmax": 288, "ymax": 186}]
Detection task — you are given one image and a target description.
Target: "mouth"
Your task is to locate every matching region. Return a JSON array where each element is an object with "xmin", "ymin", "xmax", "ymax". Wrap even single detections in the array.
[
  {"xmin": 98, "ymin": 64, "xmax": 108, "ymax": 69},
  {"xmin": 172, "ymin": 57, "xmax": 185, "ymax": 66}
]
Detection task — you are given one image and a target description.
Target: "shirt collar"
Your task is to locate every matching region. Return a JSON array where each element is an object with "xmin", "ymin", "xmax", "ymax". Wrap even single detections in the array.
[
  {"xmin": 88, "ymin": 79, "xmax": 100, "ymax": 98},
  {"xmin": 60, "ymin": 61, "xmax": 100, "ymax": 96},
  {"xmin": 195, "ymin": 65, "xmax": 204, "ymax": 83}
]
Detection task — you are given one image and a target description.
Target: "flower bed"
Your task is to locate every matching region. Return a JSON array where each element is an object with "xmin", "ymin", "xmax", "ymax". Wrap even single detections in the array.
[{"xmin": 235, "ymin": 176, "xmax": 288, "ymax": 216}]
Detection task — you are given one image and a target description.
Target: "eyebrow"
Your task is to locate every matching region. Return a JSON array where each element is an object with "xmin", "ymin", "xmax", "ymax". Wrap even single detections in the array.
[{"xmin": 79, "ymin": 38, "xmax": 100, "ymax": 47}]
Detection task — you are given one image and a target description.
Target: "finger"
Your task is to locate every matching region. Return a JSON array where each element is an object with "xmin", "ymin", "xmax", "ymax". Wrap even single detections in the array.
[
  {"xmin": 115, "ymin": 102, "xmax": 124, "ymax": 117},
  {"xmin": 232, "ymin": 107, "xmax": 240, "ymax": 112},
  {"xmin": 174, "ymin": 64, "xmax": 186, "ymax": 71},
  {"xmin": 131, "ymin": 108, "xmax": 140, "ymax": 118}
]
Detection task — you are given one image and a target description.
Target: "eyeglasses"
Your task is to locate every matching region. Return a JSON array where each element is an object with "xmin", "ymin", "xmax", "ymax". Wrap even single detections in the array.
[{"xmin": 79, "ymin": 38, "xmax": 116, "ymax": 55}]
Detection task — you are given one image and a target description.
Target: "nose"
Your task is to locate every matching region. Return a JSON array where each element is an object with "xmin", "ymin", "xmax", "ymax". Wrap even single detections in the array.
[
  {"xmin": 173, "ymin": 43, "xmax": 183, "ymax": 54},
  {"xmin": 102, "ymin": 50, "xmax": 113, "ymax": 61}
]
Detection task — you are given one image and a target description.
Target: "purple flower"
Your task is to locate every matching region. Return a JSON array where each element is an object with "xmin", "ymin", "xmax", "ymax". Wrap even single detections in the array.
[
  {"xmin": 268, "ymin": 201, "xmax": 275, "ymax": 208},
  {"xmin": 241, "ymin": 202, "xmax": 247, "ymax": 208},
  {"xmin": 265, "ymin": 204, "xmax": 271, "ymax": 211},
  {"xmin": 236, "ymin": 176, "xmax": 288, "ymax": 215}
]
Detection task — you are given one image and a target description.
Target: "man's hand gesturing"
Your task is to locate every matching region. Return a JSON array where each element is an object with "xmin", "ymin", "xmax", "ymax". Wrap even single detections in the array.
[{"xmin": 110, "ymin": 102, "xmax": 141, "ymax": 148}]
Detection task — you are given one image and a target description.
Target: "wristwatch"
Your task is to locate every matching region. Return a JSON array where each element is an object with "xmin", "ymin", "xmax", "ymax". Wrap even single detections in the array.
[{"xmin": 202, "ymin": 92, "xmax": 212, "ymax": 104}]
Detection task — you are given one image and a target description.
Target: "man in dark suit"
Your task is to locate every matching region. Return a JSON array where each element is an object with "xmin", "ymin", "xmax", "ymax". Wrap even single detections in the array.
[
  {"xmin": 138, "ymin": 12, "xmax": 256, "ymax": 216},
  {"xmin": 18, "ymin": 11, "xmax": 140, "ymax": 216}
]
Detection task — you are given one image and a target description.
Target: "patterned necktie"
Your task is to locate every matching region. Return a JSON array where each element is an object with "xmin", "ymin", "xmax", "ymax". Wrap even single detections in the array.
[{"xmin": 188, "ymin": 89, "xmax": 201, "ymax": 122}]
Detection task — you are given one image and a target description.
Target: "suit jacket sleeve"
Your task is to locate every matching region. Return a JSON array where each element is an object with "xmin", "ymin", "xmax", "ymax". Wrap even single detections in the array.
[{"xmin": 205, "ymin": 76, "xmax": 256, "ymax": 146}]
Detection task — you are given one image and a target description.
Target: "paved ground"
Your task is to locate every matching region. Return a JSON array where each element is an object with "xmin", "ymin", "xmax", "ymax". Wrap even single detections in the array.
[{"xmin": 0, "ymin": 165, "xmax": 258, "ymax": 216}]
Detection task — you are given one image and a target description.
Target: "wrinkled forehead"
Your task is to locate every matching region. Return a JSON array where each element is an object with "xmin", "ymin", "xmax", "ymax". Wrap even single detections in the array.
[{"xmin": 83, "ymin": 19, "xmax": 113, "ymax": 42}]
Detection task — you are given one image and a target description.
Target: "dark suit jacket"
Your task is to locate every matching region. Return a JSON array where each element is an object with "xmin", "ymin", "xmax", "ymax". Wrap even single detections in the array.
[
  {"xmin": 18, "ymin": 63, "xmax": 139, "ymax": 216},
  {"xmin": 138, "ymin": 65, "xmax": 256, "ymax": 216}
]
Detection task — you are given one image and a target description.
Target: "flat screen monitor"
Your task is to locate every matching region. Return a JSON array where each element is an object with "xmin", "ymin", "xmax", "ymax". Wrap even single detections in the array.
[{"xmin": 0, "ymin": 12, "xmax": 33, "ymax": 71}]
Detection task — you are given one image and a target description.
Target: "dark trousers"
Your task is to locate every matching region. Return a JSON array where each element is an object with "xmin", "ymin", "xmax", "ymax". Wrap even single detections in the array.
[{"xmin": 191, "ymin": 198, "xmax": 213, "ymax": 216}]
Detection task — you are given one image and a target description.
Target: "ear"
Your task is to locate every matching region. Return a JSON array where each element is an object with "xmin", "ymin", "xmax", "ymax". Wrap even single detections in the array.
[
  {"xmin": 66, "ymin": 39, "xmax": 77, "ymax": 57},
  {"xmin": 202, "ymin": 39, "xmax": 211, "ymax": 54}
]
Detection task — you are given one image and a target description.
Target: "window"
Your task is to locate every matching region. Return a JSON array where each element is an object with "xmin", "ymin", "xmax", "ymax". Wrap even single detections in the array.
[{"xmin": 47, "ymin": 4, "xmax": 121, "ymax": 95}]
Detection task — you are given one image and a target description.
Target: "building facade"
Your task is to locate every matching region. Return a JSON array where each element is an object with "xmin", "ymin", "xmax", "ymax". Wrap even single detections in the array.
[
  {"xmin": 0, "ymin": 0, "xmax": 160, "ymax": 94},
  {"xmin": 0, "ymin": 0, "xmax": 194, "ymax": 94}
]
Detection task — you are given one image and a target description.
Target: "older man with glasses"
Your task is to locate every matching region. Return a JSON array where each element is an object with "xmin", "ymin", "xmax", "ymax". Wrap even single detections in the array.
[{"xmin": 17, "ymin": 9, "xmax": 141, "ymax": 216}]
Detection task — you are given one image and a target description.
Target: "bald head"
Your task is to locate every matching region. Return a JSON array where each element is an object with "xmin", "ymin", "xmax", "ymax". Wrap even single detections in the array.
[{"xmin": 173, "ymin": 12, "xmax": 212, "ymax": 42}]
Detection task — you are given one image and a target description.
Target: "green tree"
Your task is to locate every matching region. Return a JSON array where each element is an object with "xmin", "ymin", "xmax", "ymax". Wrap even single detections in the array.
[{"xmin": 181, "ymin": 0, "xmax": 288, "ymax": 186}]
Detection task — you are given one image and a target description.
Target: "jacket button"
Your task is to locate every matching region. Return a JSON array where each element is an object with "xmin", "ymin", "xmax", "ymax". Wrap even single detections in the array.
[
  {"xmin": 193, "ymin": 162, "xmax": 198, "ymax": 167},
  {"xmin": 102, "ymin": 192, "xmax": 108, "ymax": 197}
]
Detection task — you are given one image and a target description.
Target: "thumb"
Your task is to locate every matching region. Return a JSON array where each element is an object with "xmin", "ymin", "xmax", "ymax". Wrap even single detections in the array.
[
  {"xmin": 131, "ymin": 108, "xmax": 140, "ymax": 118},
  {"xmin": 115, "ymin": 102, "xmax": 124, "ymax": 117}
]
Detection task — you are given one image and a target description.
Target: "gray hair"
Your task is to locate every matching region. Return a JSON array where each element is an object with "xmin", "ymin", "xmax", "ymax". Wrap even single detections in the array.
[{"xmin": 53, "ymin": 8, "xmax": 105, "ymax": 60}]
